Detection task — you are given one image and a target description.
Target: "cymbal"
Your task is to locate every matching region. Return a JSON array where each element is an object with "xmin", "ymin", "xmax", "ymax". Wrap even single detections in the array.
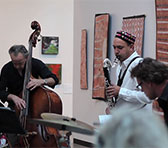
[
  {"xmin": 29, "ymin": 113, "xmax": 95, "ymax": 135},
  {"xmin": 42, "ymin": 113, "xmax": 95, "ymax": 135}
]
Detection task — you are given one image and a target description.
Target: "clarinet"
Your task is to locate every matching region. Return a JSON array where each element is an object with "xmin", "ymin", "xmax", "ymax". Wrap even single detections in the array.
[{"xmin": 103, "ymin": 58, "xmax": 118, "ymax": 112}]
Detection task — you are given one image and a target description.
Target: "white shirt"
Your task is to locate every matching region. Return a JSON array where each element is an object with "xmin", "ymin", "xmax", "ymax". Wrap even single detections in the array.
[{"xmin": 115, "ymin": 51, "xmax": 152, "ymax": 111}]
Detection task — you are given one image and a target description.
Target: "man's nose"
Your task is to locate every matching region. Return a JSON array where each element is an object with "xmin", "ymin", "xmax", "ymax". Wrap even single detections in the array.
[{"xmin": 114, "ymin": 49, "xmax": 119, "ymax": 54}]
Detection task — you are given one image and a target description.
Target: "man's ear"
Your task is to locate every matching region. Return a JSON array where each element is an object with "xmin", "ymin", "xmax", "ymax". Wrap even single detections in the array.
[
  {"xmin": 130, "ymin": 44, "xmax": 134, "ymax": 50},
  {"xmin": 150, "ymin": 82, "xmax": 156, "ymax": 88}
]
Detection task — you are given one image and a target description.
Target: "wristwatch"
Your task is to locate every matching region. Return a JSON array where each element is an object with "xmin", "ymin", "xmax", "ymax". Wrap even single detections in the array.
[{"xmin": 43, "ymin": 79, "xmax": 48, "ymax": 85}]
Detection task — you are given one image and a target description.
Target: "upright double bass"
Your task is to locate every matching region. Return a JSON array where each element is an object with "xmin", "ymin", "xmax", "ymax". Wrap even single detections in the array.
[{"xmin": 17, "ymin": 21, "xmax": 62, "ymax": 147}]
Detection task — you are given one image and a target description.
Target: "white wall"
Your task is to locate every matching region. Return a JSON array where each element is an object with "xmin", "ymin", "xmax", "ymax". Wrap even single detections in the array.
[
  {"xmin": 73, "ymin": 0, "xmax": 156, "ymax": 143},
  {"xmin": 0, "ymin": 0, "xmax": 74, "ymax": 116}
]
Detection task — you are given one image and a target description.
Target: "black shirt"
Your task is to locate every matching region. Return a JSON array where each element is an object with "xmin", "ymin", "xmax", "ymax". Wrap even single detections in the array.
[
  {"xmin": 158, "ymin": 83, "xmax": 168, "ymax": 127},
  {"xmin": 0, "ymin": 58, "xmax": 58, "ymax": 104}
]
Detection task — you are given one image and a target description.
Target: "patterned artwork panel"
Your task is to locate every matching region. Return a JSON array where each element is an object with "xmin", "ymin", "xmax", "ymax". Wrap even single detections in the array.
[
  {"xmin": 122, "ymin": 15, "xmax": 145, "ymax": 56},
  {"xmin": 156, "ymin": 0, "xmax": 168, "ymax": 64},
  {"xmin": 92, "ymin": 13, "xmax": 110, "ymax": 100}
]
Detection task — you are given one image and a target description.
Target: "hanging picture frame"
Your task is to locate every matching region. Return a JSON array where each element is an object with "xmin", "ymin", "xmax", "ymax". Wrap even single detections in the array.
[
  {"xmin": 80, "ymin": 29, "xmax": 88, "ymax": 89},
  {"xmin": 122, "ymin": 14, "xmax": 145, "ymax": 56},
  {"xmin": 155, "ymin": 0, "xmax": 168, "ymax": 64},
  {"xmin": 92, "ymin": 13, "xmax": 110, "ymax": 100},
  {"xmin": 42, "ymin": 36, "xmax": 59, "ymax": 55},
  {"xmin": 46, "ymin": 64, "xmax": 62, "ymax": 84}
]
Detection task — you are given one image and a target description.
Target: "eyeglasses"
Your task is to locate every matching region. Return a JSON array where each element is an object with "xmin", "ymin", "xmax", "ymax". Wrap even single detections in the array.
[
  {"xmin": 136, "ymin": 82, "xmax": 143, "ymax": 90},
  {"xmin": 113, "ymin": 45, "xmax": 124, "ymax": 50}
]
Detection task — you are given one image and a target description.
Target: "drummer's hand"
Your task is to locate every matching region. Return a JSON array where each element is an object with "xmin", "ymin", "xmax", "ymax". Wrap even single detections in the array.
[
  {"xmin": 7, "ymin": 94, "xmax": 26, "ymax": 110},
  {"xmin": 106, "ymin": 84, "xmax": 120, "ymax": 98},
  {"xmin": 27, "ymin": 78, "xmax": 44, "ymax": 91}
]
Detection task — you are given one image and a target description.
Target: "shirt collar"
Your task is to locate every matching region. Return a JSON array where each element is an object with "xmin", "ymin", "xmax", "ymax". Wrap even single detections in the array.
[{"xmin": 120, "ymin": 51, "xmax": 139, "ymax": 68}]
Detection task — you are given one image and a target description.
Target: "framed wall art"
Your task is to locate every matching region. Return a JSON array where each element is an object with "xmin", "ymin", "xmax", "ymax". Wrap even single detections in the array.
[
  {"xmin": 80, "ymin": 29, "xmax": 88, "ymax": 89},
  {"xmin": 92, "ymin": 13, "xmax": 110, "ymax": 100},
  {"xmin": 122, "ymin": 15, "xmax": 145, "ymax": 56},
  {"xmin": 46, "ymin": 64, "xmax": 62, "ymax": 84},
  {"xmin": 154, "ymin": 0, "xmax": 168, "ymax": 116},
  {"xmin": 42, "ymin": 36, "xmax": 59, "ymax": 55},
  {"xmin": 155, "ymin": 0, "xmax": 168, "ymax": 64}
]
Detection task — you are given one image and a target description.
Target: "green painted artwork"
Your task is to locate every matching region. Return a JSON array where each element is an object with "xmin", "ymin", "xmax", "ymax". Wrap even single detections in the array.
[{"xmin": 42, "ymin": 36, "xmax": 59, "ymax": 54}]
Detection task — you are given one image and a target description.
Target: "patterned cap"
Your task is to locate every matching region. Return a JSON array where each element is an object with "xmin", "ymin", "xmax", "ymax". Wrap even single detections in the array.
[{"xmin": 115, "ymin": 31, "xmax": 136, "ymax": 44}]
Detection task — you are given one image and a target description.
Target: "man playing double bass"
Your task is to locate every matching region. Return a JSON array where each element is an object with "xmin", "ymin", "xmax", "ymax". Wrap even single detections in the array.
[
  {"xmin": 0, "ymin": 44, "xmax": 59, "ymax": 146},
  {"xmin": 0, "ymin": 44, "xmax": 58, "ymax": 110}
]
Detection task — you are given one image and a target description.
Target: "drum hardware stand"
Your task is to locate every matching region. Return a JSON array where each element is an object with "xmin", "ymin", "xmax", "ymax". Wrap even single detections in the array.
[{"xmin": 58, "ymin": 131, "xmax": 71, "ymax": 148}]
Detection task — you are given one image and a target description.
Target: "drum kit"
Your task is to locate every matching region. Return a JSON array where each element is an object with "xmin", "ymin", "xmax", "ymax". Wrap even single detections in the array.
[{"xmin": 0, "ymin": 107, "xmax": 95, "ymax": 148}]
